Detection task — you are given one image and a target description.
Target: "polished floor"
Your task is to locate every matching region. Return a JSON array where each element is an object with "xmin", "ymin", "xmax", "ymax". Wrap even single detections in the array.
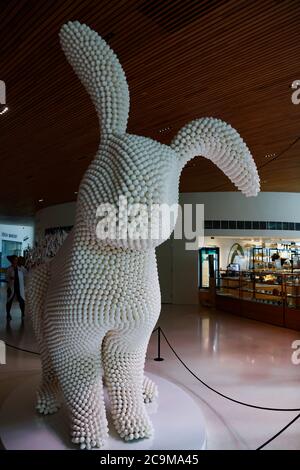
[{"xmin": 1, "ymin": 284, "xmax": 300, "ymax": 450}]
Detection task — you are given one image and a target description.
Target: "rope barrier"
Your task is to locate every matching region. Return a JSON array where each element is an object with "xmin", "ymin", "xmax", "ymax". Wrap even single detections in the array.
[
  {"xmin": 4, "ymin": 324, "xmax": 300, "ymax": 449},
  {"xmin": 157, "ymin": 327, "xmax": 300, "ymax": 450}
]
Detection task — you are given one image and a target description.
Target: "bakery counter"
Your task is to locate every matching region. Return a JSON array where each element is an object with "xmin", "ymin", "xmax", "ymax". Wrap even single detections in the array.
[{"xmin": 214, "ymin": 270, "xmax": 300, "ymax": 330}]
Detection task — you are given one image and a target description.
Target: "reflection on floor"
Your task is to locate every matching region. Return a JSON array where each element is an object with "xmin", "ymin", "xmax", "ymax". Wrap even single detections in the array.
[{"xmin": 1, "ymin": 285, "xmax": 300, "ymax": 450}]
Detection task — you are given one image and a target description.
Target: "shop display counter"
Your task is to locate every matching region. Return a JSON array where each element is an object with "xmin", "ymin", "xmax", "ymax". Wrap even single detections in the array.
[{"xmin": 214, "ymin": 271, "xmax": 300, "ymax": 330}]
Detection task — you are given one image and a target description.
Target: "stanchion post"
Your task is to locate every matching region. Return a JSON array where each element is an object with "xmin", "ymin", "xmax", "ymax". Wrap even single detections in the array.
[{"xmin": 154, "ymin": 327, "xmax": 164, "ymax": 361}]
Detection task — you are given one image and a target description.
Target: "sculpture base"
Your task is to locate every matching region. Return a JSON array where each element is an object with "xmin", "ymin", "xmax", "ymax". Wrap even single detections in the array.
[{"xmin": 0, "ymin": 372, "xmax": 206, "ymax": 450}]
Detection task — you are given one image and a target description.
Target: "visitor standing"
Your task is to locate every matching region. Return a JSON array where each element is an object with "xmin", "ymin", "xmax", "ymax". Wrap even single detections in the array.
[{"xmin": 6, "ymin": 255, "xmax": 27, "ymax": 321}]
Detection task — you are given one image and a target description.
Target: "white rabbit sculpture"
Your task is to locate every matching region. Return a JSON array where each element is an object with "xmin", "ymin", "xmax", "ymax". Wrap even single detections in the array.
[{"xmin": 27, "ymin": 21, "xmax": 260, "ymax": 450}]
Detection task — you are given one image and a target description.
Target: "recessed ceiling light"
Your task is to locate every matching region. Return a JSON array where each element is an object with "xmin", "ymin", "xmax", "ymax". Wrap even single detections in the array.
[
  {"xmin": 0, "ymin": 106, "xmax": 8, "ymax": 115},
  {"xmin": 74, "ymin": 191, "xmax": 78, "ymax": 195},
  {"xmin": 265, "ymin": 153, "xmax": 276, "ymax": 158},
  {"xmin": 158, "ymin": 127, "xmax": 171, "ymax": 133},
  {"xmin": 38, "ymin": 198, "xmax": 44, "ymax": 203}
]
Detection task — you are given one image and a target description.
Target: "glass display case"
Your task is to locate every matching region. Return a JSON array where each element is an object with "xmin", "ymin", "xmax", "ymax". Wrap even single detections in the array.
[
  {"xmin": 215, "ymin": 270, "xmax": 300, "ymax": 330},
  {"xmin": 285, "ymin": 273, "xmax": 300, "ymax": 309},
  {"xmin": 250, "ymin": 246, "xmax": 300, "ymax": 272}
]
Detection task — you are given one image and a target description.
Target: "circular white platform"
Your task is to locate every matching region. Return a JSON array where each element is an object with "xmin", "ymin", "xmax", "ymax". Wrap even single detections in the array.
[{"xmin": 0, "ymin": 372, "xmax": 206, "ymax": 450}]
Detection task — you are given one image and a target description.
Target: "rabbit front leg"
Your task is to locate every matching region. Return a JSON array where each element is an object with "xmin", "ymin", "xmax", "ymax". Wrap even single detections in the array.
[
  {"xmin": 50, "ymin": 329, "xmax": 108, "ymax": 449},
  {"xmin": 102, "ymin": 329, "xmax": 153, "ymax": 441}
]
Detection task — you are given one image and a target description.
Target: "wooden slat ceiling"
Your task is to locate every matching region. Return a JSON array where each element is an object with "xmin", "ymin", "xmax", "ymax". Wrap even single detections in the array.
[{"xmin": 0, "ymin": 0, "xmax": 300, "ymax": 216}]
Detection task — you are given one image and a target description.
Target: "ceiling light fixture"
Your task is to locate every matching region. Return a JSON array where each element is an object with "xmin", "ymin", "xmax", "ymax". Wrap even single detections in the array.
[
  {"xmin": 0, "ymin": 106, "xmax": 8, "ymax": 115},
  {"xmin": 264, "ymin": 153, "xmax": 276, "ymax": 158},
  {"xmin": 158, "ymin": 126, "xmax": 171, "ymax": 133},
  {"xmin": 38, "ymin": 198, "xmax": 44, "ymax": 203}
]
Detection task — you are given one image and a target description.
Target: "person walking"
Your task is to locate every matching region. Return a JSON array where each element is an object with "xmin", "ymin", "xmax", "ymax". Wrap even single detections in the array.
[{"xmin": 6, "ymin": 255, "xmax": 27, "ymax": 321}]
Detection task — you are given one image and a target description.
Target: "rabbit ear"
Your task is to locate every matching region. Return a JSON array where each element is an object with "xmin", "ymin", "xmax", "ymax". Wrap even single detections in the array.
[
  {"xmin": 170, "ymin": 118, "xmax": 260, "ymax": 197},
  {"xmin": 60, "ymin": 21, "xmax": 129, "ymax": 138}
]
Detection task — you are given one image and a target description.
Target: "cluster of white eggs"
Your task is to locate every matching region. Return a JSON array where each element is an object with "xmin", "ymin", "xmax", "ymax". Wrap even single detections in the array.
[
  {"xmin": 143, "ymin": 375, "xmax": 159, "ymax": 404},
  {"xmin": 27, "ymin": 20, "xmax": 260, "ymax": 451},
  {"xmin": 79, "ymin": 133, "xmax": 180, "ymax": 251},
  {"xmin": 102, "ymin": 338, "xmax": 154, "ymax": 441},
  {"xmin": 55, "ymin": 340, "xmax": 109, "ymax": 450},
  {"xmin": 28, "ymin": 225, "xmax": 160, "ymax": 449},
  {"xmin": 59, "ymin": 21, "xmax": 129, "ymax": 136},
  {"xmin": 27, "ymin": 263, "xmax": 62, "ymax": 415},
  {"xmin": 36, "ymin": 379, "xmax": 61, "ymax": 415},
  {"xmin": 171, "ymin": 117, "xmax": 260, "ymax": 197}
]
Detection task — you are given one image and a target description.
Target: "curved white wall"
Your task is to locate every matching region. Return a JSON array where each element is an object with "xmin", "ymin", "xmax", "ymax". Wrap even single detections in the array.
[
  {"xmin": 181, "ymin": 192, "xmax": 300, "ymax": 221},
  {"xmin": 35, "ymin": 193, "xmax": 300, "ymax": 232},
  {"xmin": 180, "ymin": 192, "xmax": 300, "ymax": 238},
  {"xmin": 35, "ymin": 202, "xmax": 76, "ymax": 237}
]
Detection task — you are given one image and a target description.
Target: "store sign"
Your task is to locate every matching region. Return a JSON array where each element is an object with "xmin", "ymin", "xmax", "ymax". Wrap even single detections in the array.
[
  {"xmin": 1, "ymin": 232, "xmax": 18, "ymax": 239},
  {"xmin": 0, "ymin": 340, "xmax": 5, "ymax": 365}
]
